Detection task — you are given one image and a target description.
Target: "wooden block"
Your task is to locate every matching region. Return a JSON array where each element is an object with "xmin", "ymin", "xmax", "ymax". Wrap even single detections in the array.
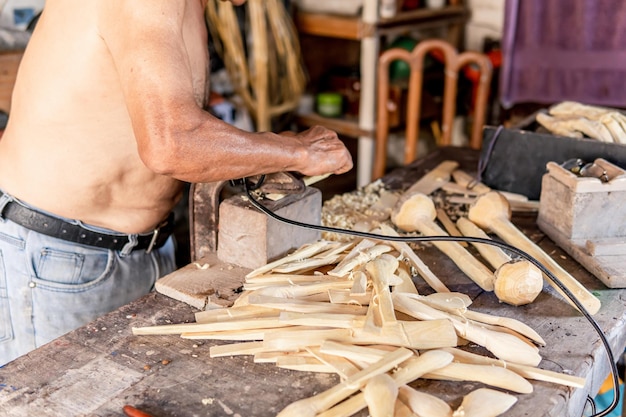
[
  {"xmin": 539, "ymin": 161, "xmax": 626, "ymax": 240},
  {"xmin": 155, "ymin": 253, "xmax": 250, "ymax": 309},
  {"xmin": 538, "ymin": 159, "xmax": 626, "ymax": 288},
  {"xmin": 217, "ymin": 187, "xmax": 322, "ymax": 269}
]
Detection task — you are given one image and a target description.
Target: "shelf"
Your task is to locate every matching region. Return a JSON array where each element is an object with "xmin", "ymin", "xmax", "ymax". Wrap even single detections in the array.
[
  {"xmin": 295, "ymin": 12, "xmax": 374, "ymax": 40},
  {"xmin": 294, "ymin": 1, "xmax": 469, "ymax": 187},
  {"xmin": 295, "ymin": 5, "xmax": 469, "ymax": 40},
  {"xmin": 295, "ymin": 112, "xmax": 373, "ymax": 138},
  {"xmin": 377, "ymin": 5, "xmax": 469, "ymax": 27}
]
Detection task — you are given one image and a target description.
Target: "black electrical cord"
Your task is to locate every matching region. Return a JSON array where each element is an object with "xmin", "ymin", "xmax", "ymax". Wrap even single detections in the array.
[{"xmin": 241, "ymin": 179, "xmax": 620, "ymax": 417}]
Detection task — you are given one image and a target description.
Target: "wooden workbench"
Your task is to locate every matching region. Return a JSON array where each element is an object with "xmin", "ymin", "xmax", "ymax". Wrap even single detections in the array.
[{"xmin": 1, "ymin": 148, "xmax": 625, "ymax": 417}]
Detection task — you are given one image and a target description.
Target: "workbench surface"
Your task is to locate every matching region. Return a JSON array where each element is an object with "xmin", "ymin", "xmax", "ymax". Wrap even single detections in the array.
[{"xmin": 1, "ymin": 148, "xmax": 625, "ymax": 417}]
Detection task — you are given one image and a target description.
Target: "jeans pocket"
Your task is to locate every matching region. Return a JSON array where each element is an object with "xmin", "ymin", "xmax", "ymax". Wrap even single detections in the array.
[
  {"xmin": 0, "ymin": 250, "xmax": 13, "ymax": 343},
  {"xmin": 33, "ymin": 246, "xmax": 114, "ymax": 293}
]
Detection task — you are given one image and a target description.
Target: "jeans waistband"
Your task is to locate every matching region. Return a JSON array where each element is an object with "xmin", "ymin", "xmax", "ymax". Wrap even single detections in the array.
[{"xmin": 0, "ymin": 190, "xmax": 174, "ymax": 254}]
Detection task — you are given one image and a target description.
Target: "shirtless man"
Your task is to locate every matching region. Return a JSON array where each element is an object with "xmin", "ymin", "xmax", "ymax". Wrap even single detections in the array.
[{"xmin": 0, "ymin": 0, "xmax": 352, "ymax": 365}]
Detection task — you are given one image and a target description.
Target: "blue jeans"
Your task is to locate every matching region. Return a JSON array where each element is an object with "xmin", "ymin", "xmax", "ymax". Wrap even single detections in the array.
[{"xmin": 0, "ymin": 195, "xmax": 176, "ymax": 366}]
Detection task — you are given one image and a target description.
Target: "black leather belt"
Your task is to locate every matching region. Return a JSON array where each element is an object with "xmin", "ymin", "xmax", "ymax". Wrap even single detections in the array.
[{"xmin": 0, "ymin": 195, "xmax": 174, "ymax": 253}]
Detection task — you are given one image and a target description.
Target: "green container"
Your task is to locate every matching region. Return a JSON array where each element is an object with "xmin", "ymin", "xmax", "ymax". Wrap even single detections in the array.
[
  {"xmin": 389, "ymin": 36, "xmax": 418, "ymax": 81},
  {"xmin": 316, "ymin": 92, "xmax": 343, "ymax": 118}
]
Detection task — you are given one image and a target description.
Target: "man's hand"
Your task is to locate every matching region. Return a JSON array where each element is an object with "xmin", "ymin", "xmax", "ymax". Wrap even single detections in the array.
[{"xmin": 282, "ymin": 126, "xmax": 354, "ymax": 176}]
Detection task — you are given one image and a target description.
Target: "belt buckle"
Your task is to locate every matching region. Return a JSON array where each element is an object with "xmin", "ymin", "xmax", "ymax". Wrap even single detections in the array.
[
  {"xmin": 146, "ymin": 218, "xmax": 170, "ymax": 253},
  {"xmin": 146, "ymin": 228, "xmax": 159, "ymax": 253}
]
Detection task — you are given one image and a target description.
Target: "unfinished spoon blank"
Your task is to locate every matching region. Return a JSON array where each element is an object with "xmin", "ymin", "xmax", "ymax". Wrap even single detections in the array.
[
  {"xmin": 398, "ymin": 385, "xmax": 453, "ymax": 417},
  {"xmin": 392, "ymin": 193, "xmax": 495, "ymax": 291},
  {"xmin": 363, "ymin": 373, "xmax": 399, "ymax": 417},
  {"xmin": 452, "ymin": 388, "xmax": 517, "ymax": 417},
  {"xmin": 275, "ymin": 347, "xmax": 413, "ymax": 417},
  {"xmin": 392, "ymin": 293, "xmax": 542, "ymax": 366},
  {"xmin": 317, "ymin": 350, "xmax": 455, "ymax": 417},
  {"xmin": 378, "ymin": 223, "xmax": 451, "ymax": 293}
]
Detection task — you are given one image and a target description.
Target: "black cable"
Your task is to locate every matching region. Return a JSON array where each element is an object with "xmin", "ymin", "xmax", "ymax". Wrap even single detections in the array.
[
  {"xmin": 587, "ymin": 395, "xmax": 598, "ymax": 415},
  {"xmin": 242, "ymin": 181, "xmax": 620, "ymax": 417}
]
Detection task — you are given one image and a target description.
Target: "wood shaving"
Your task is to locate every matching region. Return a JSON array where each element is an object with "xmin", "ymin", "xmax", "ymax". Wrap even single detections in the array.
[{"xmin": 322, "ymin": 180, "xmax": 401, "ymax": 242}]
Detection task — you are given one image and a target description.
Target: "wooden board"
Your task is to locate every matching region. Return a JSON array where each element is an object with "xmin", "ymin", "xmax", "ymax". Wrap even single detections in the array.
[
  {"xmin": 538, "ymin": 220, "xmax": 626, "ymax": 288},
  {"xmin": 1, "ymin": 230, "xmax": 624, "ymax": 416},
  {"xmin": 155, "ymin": 253, "xmax": 250, "ymax": 310},
  {"xmin": 0, "ymin": 294, "xmax": 343, "ymax": 417}
]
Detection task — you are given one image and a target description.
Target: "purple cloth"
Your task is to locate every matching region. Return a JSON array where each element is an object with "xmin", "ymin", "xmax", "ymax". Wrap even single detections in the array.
[{"xmin": 500, "ymin": 0, "xmax": 626, "ymax": 109}]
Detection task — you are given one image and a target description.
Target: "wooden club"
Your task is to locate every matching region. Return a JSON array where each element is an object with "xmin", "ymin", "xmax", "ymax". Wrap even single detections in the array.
[{"xmin": 467, "ymin": 191, "xmax": 601, "ymax": 315}]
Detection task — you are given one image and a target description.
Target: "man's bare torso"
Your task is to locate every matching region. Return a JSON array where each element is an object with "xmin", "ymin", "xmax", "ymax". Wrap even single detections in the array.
[{"xmin": 0, "ymin": 0, "xmax": 209, "ymax": 233}]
